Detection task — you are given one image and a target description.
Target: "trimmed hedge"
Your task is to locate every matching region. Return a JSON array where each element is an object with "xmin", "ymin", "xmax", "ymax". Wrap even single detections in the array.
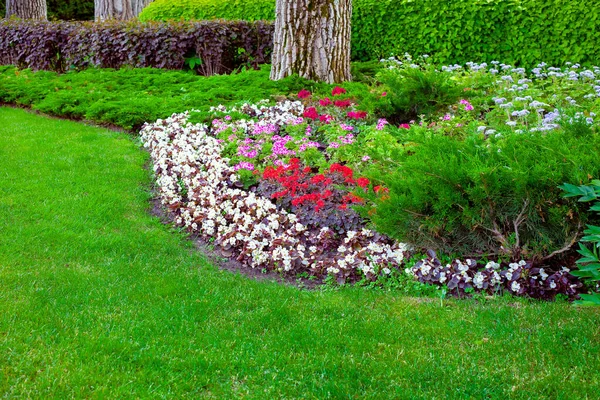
[
  {"xmin": 140, "ymin": 0, "xmax": 600, "ymax": 66},
  {"xmin": 0, "ymin": 19, "xmax": 273, "ymax": 74},
  {"xmin": 139, "ymin": 0, "xmax": 275, "ymax": 22}
]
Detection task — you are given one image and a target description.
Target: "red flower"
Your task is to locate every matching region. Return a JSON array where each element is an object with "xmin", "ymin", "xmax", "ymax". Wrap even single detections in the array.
[
  {"xmin": 298, "ymin": 89, "xmax": 311, "ymax": 99},
  {"xmin": 315, "ymin": 199, "xmax": 325, "ymax": 212},
  {"xmin": 330, "ymin": 163, "xmax": 354, "ymax": 180},
  {"xmin": 303, "ymin": 107, "xmax": 319, "ymax": 119},
  {"xmin": 271, "ymin": 190, "xmax": 288, "ymax": 199},
  {"xmin": 338, "ymin": 204, "xmax": 348, "ymax": 210},
  {"xmin": 319, "ymin": 97, "xmax": 332, "ymax": 106},
  {"xmin": 332, "ymin": 86, "xmax": 347, "ymax": 96},
  {"xmin": 381, "ymin": 92, "xmax": 387, "ymax": 97},
  {"xmin": 311, "ymin": 174, "xmax": 326, "ymax": 184},
  {"xmin": 318, "ymin": 114, "xmax": 333, "ymax": 124},
  {"xmin": 399, "ymin": 123, "xmax": 410, "ymax": 129},
  {"xmin": 347, "ymin": 111, "xmax": 367, "ymax": 120},
  {"xmin": 356, "ymin": 177, "xmax": 370, "ymax": 188},
  {"xmin": 334, "ymin": 99, "xmax": 352, "ymax": 108}
]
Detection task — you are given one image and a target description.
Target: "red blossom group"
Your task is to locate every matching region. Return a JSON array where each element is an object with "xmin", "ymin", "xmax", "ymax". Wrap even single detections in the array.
[{"xmin": 298, "ymin": 89, "xmax": 311, "ymax": 99}]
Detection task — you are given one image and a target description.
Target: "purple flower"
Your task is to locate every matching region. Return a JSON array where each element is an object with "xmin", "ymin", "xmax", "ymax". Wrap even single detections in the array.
[
  {"xmin": 376, "ymin": 118, "xmax": 388, "ymax": 130},
  {"xmin": 234, "ymin": 161, "xmax": 255, "ymax": 171}
]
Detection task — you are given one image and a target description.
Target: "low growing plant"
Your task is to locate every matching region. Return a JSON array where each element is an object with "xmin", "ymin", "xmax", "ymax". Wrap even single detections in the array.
[{"xmin": 561, "ymin": 180, "xmax": 600, "ymax": 305}]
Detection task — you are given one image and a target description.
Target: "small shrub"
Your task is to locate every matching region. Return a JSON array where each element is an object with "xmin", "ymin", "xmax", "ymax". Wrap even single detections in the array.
[
  {"xmin": 377, "ymin": 63, "xmax": 464, "ymax": 122},
  {"xmin": 367, "ymin": 127, "xmax": 600, "ymax": 261}
]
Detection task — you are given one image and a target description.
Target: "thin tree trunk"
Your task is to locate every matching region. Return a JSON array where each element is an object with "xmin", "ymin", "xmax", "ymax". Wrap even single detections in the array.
[
  {"xmin": 270, "ymin": 0, "xmax": 352, "ymax": 84},
  {"xmin": 131, "ymin": 0, "xmax": 153, "ymax": 17},
  {"xmin": 6, "ymin": 0, "xmax": 47, "ymax": 20},
  {"xmin": 95, "ymin": 0, "xmax": 134, "ymax": 21}
]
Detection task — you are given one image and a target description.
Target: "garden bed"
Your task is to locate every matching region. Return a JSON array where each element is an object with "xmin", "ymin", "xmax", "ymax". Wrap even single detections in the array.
[{"xmin": 140, "ymin": 57, "xmax": 600, "ymax": 300}]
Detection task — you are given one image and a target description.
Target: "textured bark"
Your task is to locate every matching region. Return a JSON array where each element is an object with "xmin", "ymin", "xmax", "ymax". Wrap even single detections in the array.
[
  {"xmin": 131, "ymin": 0, "xmax": 153, "ymax": 17},
  {"xmin": 95, "ymin": 0, "xmax": 134, "ymax": 21},
  {"xmin": 270, "ymin": 0, "xmax": 352, "ymax": 84},
  {"xmin": 6, "ymin": 0, "xmax": 47, "ymax": 20}
]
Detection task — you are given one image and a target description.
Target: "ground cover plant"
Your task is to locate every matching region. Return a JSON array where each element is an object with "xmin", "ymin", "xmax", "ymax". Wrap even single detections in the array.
[
  {"xmin": 2, "ymin": 107, "xmax": 600, "ymax": 398},
  {"xmin": 0, "ymin": 65, "xmax": 334, "ymax": 130}
]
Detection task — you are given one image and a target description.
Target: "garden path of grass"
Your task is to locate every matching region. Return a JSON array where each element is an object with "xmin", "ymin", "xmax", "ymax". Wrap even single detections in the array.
[{"xmin": 1, "ymin": 107, "xmax": 599, "ymax": 399}]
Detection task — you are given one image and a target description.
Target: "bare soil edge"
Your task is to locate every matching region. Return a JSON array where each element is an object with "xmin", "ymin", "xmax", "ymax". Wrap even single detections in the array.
[{"xmin": 149, "ymin": 195, "xmax": 325, "ymax": 290}]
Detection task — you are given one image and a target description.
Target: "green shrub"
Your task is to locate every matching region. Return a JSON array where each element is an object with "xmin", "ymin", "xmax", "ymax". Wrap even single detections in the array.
[
  {"xmin": 140, "ymin": 0, "xmax": 600, "ymax": 66},
  {"xmin": 377, "ymin": 64, "xmax": 464, "ymax": 122},
  {"xmin": 366, "ymin": 127, "xmax": 600, "ymax": 261},
  {"xmin": 0, "ymin": 65, "xmax": 332, "ymax": 130},
  {"xmin": 139, "ymin": 0, "xmax": 275, "ymax": 22}
]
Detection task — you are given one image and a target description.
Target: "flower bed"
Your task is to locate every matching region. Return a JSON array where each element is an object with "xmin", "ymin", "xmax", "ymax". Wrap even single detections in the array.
[
  {"xmin": 141, "ymin": 58, "xmax": 599, "ymax": 299},
  {"xmin": 140, "ymin": 111, "xmax": 409, "ymax": 284}
]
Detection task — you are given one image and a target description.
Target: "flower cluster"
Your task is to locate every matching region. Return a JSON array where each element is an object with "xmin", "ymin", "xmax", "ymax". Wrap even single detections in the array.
[
  {"xmin": 407, "ymin": 251, "xmax": 583, "ymax": 299},
  {"xmin": 258, "ymin": 158, "xmax": 371, "ymax": 234},
  {"xmin": 140, "ymin": 112, "xmax": 409, "ymax": 283}
]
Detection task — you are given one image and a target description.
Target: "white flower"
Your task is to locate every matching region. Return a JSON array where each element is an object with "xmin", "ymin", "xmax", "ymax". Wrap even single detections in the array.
[{"xmin": 511, "ymin": 281, "xmax": 521, "ymax": 292}]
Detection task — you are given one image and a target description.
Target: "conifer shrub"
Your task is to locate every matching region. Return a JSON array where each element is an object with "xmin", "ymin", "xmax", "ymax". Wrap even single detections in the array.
[{"xmin": 367, "ymin": 126, "xmax": 600, "ymax": 261}]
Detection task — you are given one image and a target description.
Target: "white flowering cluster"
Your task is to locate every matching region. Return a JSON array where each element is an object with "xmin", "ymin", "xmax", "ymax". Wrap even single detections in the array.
[
  {"xmin": 407, "ymin": 255, "xmax": 581, "ymax": 298},
  {"xmin": 140, "ymin": 111, "xmax": 409, "ymax": 282}
]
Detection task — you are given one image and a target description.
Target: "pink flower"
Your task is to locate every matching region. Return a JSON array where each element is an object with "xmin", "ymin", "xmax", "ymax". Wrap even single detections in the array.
[
  {"xmin": 234, "ymin": 161, "xmax": 255, "ymax": 171},
  {"xmin": 319, "ymin": 114, "xmax": 333, "ymax": 124},
  {"xmin": 332, "ymin": 86, "xmax": 347, "ymax": 96},
  {"xmin": 362, "ymin": 155, "xmax": 371, "ymax": 162},
  {"xmin": 319, "ymin": 97, "xmax": 332, "ymax": 106},
  {"xmin": 347, "ymin": 111, "xmax": 367, "ymax": 120},
  {"xmin": 399, "ymin": 123, "xmax": 410, "ymax": 129},
  {"xmin": 334, "ymin": 99, "xmax": 352, "ymax": 108},
  {"xmin": 303, "ymin": 107, "xmax": 319, "ymax": 119},
  {"xmin": 298, "ymin": 89, "xmax": 311, "ymax": 99},
  {"xmin": 443, "ymin": 114, "xmax": 452, "ymax": 121},
  {"xmin": 381, "ymin": 92, "xmax": 387, "ymax": 97},
  {"xmin": 460, "ymin": 99, "xmax": 474, "ymax": 111},
  {"xmin": 376, "ymin": 118, "xmax": 388, "ymax": 130}
]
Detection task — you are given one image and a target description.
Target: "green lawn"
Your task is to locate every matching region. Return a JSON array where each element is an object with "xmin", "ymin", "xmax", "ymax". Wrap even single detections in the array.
[{"xmin": 1, "ymin": 107, "xmax": 599, "ymax": 399}]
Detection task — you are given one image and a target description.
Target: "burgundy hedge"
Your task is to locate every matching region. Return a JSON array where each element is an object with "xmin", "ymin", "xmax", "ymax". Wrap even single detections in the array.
[{"xmin": 0, "ymin": 19, "xmax": 274, "ymax": 74}]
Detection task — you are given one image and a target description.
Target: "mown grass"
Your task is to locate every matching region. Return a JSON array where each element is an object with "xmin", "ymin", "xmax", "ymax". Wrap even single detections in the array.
[{"xmin": 1, "ymin": 106, "xmax": 600, "ymax": 399}]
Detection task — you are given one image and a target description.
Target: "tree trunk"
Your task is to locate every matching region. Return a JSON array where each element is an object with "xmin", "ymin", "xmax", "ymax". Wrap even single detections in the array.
[
  {"xmin": 270, "ymin": 0, "xmax": 352, "ymax": 84},
  {"xmin": 131, "ymin": 0, "xmax": 153, "ymax": 17},
  {"xmin": 95, "ymin": 0, "xmax": 134, "ymax": 21},
  {"xmin": 6, "ymin": 0, "xmax": 47, "ymax": 20}
]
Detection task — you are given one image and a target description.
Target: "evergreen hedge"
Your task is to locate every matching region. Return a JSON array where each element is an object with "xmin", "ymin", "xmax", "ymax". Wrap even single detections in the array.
[{"xmin": 139, "ymin": 0, "xmax": 600, "ymax": 67}]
